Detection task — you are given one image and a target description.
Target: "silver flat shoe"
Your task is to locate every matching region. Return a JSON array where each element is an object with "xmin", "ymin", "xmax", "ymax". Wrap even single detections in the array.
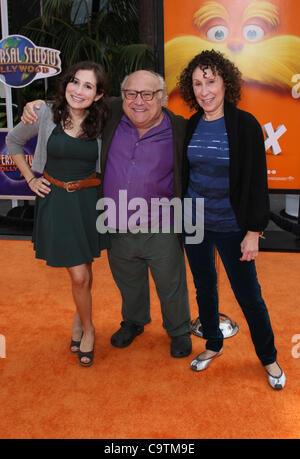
[
  {"xmin": 190, "ymin": 349, "xmax": 223, "ymax": 371},
  {"xmin": 266, "ymin": 364, "xmax": 286, "ymax": 390}
]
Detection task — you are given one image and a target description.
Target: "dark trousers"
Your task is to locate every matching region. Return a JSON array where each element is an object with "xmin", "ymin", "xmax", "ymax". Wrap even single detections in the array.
[
  {"xmin": 108, "ymin": 232, "xmax": 191, "ymax": 337},
  {"xmin": 184, "ymin": 230, "xmax": 277, "ymax": 366}
]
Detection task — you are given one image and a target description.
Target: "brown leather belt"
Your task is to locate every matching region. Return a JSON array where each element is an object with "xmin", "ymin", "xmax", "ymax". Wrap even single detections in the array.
[{"xmin": 43, "ymin": 170, "xmax": 101, "ymax": 193}]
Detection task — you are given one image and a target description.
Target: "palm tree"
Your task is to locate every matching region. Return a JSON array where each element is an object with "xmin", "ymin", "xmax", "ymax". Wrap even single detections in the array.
[{"xmin": 20, "ymin": 0, "xmax": 154, "ymax": 96}]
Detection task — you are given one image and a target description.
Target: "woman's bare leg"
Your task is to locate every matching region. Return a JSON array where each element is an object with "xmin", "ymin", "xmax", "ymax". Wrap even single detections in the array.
[{"xmin": 67, "ymin": 263, "xmax": 94, "ymax": 364}]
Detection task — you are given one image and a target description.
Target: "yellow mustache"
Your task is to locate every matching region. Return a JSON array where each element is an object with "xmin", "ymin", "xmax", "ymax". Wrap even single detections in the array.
[{"xmin": 165, "ymin": 35, "xmax": 300, "ymax": 93}]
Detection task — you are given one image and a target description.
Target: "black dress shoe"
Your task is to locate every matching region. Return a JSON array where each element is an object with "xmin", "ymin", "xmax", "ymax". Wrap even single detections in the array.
[
  {"xmin": 111, "ymin": 321, "xmax": 144, "ymax": 348},
  {"xmin": 171, "ymin": 333, "xmax": 192, "ymax": 358}
]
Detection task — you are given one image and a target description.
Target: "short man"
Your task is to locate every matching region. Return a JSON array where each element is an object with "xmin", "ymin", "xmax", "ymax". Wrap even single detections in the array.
[
  {"xmin": 101, "ymin": 71, "xmax": 191, "ymax": 357},
  {"xmin": 21, "ymin": 70, "xmax": 192, "ymax": 358}
]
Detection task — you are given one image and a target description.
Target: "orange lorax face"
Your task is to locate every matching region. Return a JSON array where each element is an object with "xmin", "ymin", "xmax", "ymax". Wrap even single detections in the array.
[
  {"xmin": 193, "ymin": 0, "xmax": 279, "ymax": 50},
  {"xmin": 164, "ymin": 0, "xmax": 300, "ymax": 191}
]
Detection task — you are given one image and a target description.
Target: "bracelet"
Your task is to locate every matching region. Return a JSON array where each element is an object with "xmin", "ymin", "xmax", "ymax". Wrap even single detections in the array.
[{"xmin": 27, "ymin": 176, "xmax": 36, "ymax": 185}]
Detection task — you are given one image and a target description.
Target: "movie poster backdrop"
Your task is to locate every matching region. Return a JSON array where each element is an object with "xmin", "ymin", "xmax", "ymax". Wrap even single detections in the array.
[{"xmin": 164, "ymin": 0, "xmax": 300, "ymax": 191}]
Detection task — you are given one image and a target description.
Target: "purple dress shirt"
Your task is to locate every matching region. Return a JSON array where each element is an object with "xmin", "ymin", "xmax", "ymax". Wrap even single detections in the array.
[{"xmin": 103, "ymin": 112, "xmax": 174, "ymax": 231}]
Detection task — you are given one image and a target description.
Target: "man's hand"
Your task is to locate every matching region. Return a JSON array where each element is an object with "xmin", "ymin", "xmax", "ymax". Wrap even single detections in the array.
[
  {"xmin": 28, "ymin": 176, "xmax": 51, "ymax": 198},
  {"xmin": 21, "ymin": 99, "xmax": 45, "ymax": 124}
]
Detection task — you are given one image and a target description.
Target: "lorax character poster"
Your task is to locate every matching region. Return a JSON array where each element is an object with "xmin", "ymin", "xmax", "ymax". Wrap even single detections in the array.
[{"xmin": 164, "ymin": 0, "xmax": 300, "ymax": 190}]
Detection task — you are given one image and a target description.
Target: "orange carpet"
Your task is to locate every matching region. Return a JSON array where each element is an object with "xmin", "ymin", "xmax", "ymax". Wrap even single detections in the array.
[{"xmin": 0, "ymin": 239, "xmax": 299, "ymax": 439}]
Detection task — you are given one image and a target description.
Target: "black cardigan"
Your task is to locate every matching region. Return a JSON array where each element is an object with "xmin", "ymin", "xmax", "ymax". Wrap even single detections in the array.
[{"xmin": 182, "ymin": 101, "xmax": 270, "ymax": 233}]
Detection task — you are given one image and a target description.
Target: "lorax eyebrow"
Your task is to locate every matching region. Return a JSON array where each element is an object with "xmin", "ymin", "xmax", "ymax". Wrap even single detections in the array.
[
  {"xmin": 193, "ymin": 1, "xmax": 229, "ymax": 29},
  {"xmin": 242, "ymin": 1, "xmax": 279, "ymax": 28}
]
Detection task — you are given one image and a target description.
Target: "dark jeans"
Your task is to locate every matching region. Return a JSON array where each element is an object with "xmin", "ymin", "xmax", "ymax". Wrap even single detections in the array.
[{"xmin": 184, "ymin": 230, "xmax": 277, "ymax": 366}]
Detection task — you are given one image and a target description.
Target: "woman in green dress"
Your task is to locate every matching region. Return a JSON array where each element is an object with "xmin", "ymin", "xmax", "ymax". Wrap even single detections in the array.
[{"xmin": 6, "ymin": 61, "xmax": 110, "ymax": 367}]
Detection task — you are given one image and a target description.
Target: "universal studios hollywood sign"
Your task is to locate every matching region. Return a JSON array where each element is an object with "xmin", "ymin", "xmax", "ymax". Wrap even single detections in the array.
[{"xmin": 0, "ymin": 35, "xmax": 61, "ymax": 88}]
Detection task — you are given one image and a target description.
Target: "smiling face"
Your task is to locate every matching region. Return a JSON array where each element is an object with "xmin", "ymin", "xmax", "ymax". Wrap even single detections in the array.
[
  {"xmin": 192, "ymin": 66, "xmax": 226, "ymax": 120},
  {"xmin": 122, "ymin": 70, "xmax": 165, "ymax": 136},
  {"xmin": 65, "ymin": 69, "xmax": 102, "ymax": 114}
]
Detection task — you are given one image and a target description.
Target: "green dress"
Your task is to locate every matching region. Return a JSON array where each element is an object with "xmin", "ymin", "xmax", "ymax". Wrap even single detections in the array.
[{"xmin": 32, "ymin": 125, "xmax": 109, "ymax": 267}]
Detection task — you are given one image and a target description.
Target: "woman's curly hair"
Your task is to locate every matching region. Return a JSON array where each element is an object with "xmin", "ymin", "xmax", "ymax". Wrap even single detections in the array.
[
  {"xmin": 52, "ymin": 61, "xmax": 110, "ymax": 139},
  {"xmin": 178, "ymin": 49, "xmax": 242, "ymax": 111}
]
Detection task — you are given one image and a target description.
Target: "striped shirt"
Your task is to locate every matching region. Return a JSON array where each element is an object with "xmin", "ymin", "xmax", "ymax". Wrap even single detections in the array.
[{"xmin": 185, "ymin": 116, "xmax": 240, "ymax": 232}]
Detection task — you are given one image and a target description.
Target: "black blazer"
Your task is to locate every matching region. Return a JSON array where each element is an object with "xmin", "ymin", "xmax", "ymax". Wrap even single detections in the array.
[{"xmin": 182, "ymin": 101, "xmax": 270, "ymax": 233}]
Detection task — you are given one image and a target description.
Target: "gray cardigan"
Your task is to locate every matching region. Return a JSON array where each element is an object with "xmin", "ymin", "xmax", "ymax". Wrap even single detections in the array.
[{"xmin": 6, "ymin": 103, "xmax": 102, "ymax": 174}]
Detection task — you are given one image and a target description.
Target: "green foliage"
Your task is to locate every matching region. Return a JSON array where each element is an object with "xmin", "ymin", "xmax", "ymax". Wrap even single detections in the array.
[
  {"xmin": 20, "ymin": 0, "xmax": 154, "ymax": 96},
  {"xmin": 0, "ymin": 103, "xmax": 20, "ymax": 128},
  {"xmin": 0, "ymin": 0, "xmax": 154, "ymax": 126}
]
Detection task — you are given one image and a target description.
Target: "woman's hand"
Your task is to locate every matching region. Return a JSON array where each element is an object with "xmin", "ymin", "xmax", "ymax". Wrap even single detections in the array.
[
  {"xmin": 240, "ymin": 231, "xmax": 260, "ymax": 262},
  {"xmin": 21, "ymin": 100, "xmax": 45, "ymax": 124},
  {"xmin": 28, "ymin": 176, "xmax": 51, "ymax": 198}
]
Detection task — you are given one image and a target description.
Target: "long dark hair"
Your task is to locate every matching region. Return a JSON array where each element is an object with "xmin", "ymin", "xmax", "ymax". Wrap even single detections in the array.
[{"xmin": 52, "ymin": 61, "xmax": 110, "ymax": 139}]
